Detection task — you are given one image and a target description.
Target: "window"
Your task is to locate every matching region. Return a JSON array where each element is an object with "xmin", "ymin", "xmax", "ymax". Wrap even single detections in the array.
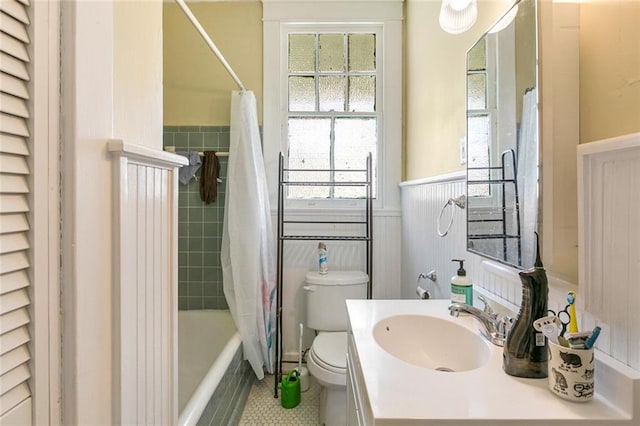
[
  {"xmin": 466, "ymin": 37, "xmax": 493, "ymax": 198},
  {"xmin": 262, "ymin": 1, "xmax": 402, "ymax": 211},
  {"xmin": 286, "ymin": 31, "xmax": 379, "ymax": 200}
]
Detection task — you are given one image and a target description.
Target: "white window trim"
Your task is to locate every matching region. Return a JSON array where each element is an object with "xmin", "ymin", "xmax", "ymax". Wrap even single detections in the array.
[
  {"xmin": 283, "ymin": 24, "xmax": 381, "ymax": 209},
  {"xmin": 263, "ymin": 0, "xmax": 403, "ymax": 214}
]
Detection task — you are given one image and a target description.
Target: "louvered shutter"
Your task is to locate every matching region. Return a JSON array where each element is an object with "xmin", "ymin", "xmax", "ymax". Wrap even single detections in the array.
[{"xmin": 0, "ymin": 0, "xmax": 32, "ymax": 418}]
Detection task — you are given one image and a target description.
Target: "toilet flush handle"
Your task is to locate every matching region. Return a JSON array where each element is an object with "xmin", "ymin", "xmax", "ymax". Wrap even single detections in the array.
[{"xmin": 303, "ymin": 285, "xmax": 316, "ymax": 292}]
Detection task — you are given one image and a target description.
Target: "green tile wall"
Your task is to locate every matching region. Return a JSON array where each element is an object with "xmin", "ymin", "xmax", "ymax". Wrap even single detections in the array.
[{"xmin": 164, "ymin": 126, "xmax": 229, "ymax": 310}]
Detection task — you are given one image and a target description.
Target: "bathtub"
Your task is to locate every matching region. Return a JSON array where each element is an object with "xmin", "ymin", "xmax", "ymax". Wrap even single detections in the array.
[{"xmin": 178, "ymin": 310, "xmax": 253, "ymax": 426}]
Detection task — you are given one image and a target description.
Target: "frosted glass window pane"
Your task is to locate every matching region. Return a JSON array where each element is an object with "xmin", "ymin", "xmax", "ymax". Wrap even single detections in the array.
[
  {"xmin": 348, "ymin": 76, "xmax": 375, "ymax": 112},
  {"xmin": 468, "ymin": 38, "xmax": 486, "ymax": 71},
  {"xmin": 289, "ymin": 76, "xmax": 316, "ymax": 112},
  {"xmin": 319, "ymin": 76, "xmax": 345, "ymax": 112},
  {"xmin": 319, "ymin": 34, "xmax": 344, "ymax": 72},
  {"xmin": 467, "ymin": 75, "xmax": 486, "ymax": 109},
  {"xmin": 468, "ymin": 115, "xmax": 490, "ymax": 197},
  {"xmin": 288, "ymin": 118, "xmax": 331, "ymax": 198},
  {"xmin": 289, "ymin": 34, "xmax": 316, "ymax": 72},
  {"xmin": 286, "ymin": 31, "xmax": 379, "ymax": 201},
  {"xmin": 334, "ymin": 118, "xmax": 377, "ymax": 198},
  {"xmin": 348, "ymin": 34, "xmax": 375, "ymax": 71}
]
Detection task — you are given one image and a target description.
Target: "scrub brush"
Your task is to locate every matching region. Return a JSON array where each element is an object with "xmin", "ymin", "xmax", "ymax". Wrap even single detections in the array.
[{"xmin": 296, "ymin": 323, "xmax": 310, "ymax": 392}]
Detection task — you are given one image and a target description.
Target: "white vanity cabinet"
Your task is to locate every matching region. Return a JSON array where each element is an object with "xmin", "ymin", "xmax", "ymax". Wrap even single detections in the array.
[
  {"xmin": 345, "ymin": 299, "xmax": 637, "ymax": 426},
  {"xmin": 346, "ymin": 329, "xmax": 372, "ymax": 426}
]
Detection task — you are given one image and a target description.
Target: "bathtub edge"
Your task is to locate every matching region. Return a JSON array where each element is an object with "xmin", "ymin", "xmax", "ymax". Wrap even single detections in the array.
[{"xmin": 179, "ymin": 332, "xmax": 243, "ymax": 426}]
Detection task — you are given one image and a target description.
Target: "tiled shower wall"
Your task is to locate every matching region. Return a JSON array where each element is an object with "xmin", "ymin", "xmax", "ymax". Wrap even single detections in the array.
[{"xmin": 163, "ymin": 126, "xmax": 229, "ymax": 310}]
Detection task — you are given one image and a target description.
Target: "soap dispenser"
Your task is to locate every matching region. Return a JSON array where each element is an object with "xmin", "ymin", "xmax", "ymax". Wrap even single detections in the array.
[
  {"xmin": 450, "ymin": 259, "xmax": 472, "ymax": 305},
  {"xmin": 503, "ymin": 233, "xmax": 548, "ymax": 378}
]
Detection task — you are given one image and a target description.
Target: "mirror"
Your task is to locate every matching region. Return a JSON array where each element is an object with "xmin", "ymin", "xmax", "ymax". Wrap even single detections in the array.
[{"xmin": 466, "ymin": 0, "xmax": 539, "ymax": 270}]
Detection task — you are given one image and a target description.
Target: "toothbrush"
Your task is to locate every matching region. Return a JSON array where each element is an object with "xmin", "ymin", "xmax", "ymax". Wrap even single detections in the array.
[
  {"xmin": 584, "ymin": 326, "xmax": 602, "ymax": 350},
  {"xmin": 567, "ymin": 291, "xmax": 579, "ymax": 334}
]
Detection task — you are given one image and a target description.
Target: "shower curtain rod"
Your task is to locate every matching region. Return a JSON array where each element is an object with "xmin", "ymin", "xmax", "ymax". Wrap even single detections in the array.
[{"xmin": 175, "ymin": 0, "xmax": 247, "ymax": 91}]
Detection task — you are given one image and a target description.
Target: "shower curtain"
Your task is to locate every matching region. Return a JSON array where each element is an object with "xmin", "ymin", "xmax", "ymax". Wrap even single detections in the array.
[
  {"xmin": 222, "ymin": 91, "xmax": 276, "ymax": 379},
  {"xmin": 517, "ymin": 88, "xmax": 538, "ymax": 269}
]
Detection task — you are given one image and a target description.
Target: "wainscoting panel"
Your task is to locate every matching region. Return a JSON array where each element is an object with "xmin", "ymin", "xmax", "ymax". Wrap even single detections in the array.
[
  {"xmin": 400, "ymin": 174, "xmax": 468, "ymax": 300},
  {"xmin": 578, "ymin": 132, "xmax": 640, "ymax": 371},
  {"xmin": 401, "ymin": 158, "xmax": 640, "ymax": 372},
  {"xmin": 108, "ymin": 140, "xmax": 187, "ymax": 424}
]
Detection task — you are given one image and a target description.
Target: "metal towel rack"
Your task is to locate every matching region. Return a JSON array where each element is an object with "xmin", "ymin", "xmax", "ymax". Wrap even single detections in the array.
[{"xmin": 273, "ymin": 152, "xmax": 374, "ymax": 398}]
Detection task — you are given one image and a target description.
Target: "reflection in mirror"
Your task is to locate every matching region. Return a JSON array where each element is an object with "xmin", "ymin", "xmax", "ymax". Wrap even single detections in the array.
[{"xmin": 466, "ymin": 0, "xmax": 538, "ymax": 269}]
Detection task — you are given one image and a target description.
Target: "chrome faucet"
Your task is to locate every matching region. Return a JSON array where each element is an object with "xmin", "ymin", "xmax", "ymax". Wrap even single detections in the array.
[{"xmin": 448, "ymin": 295, "xmax": 512, "ymax": 346}]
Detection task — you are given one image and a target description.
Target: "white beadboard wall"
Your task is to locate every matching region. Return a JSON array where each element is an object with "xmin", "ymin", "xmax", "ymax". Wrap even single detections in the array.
[
  {"xmin": 275, "ymin": 211, "xmax": 401, "ymax": 360},
  {"xmin": 400, "ymin": 174, "xmax": 468, "ymax": 300},
  {"xmin": 578, "ymin": 132, "xmax": 640, "ymax": 371},
  {"xmin": 108, "ymin": 140, "xmax": 187, "ymax": 424},
  {"xmin": 401, "ymin": 163, "xmax": 640, "ymax": 372}
]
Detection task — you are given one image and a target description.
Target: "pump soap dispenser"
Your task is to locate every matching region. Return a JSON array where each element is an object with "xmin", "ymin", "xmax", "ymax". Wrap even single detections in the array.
[
  {"xmin": 503, "ymin": 233, "xmax": 548, "ymax": 378},
  {"xmin": 450, "ymin": 259, "xmax": 472, "ymax": 305}
]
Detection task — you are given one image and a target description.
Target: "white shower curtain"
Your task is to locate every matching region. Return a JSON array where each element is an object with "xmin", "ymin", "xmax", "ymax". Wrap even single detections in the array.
[
  {"xmin": 222, "ymin": 91, "xmax": 276, "ymax": 379},
  {"xmin": 517, "ymin": 88, "xmax": 538, "ymax": 269}
]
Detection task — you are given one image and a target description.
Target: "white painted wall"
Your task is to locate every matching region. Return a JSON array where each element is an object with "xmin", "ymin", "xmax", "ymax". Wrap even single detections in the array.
[
  {"xmin": 114, "ymin": 1, "xmax": 163, "ymax": 147},
  {"xmin": 404, "ymin": 0, "xmax": 509, "ymax": 180},
  {"xmin": 60, "ymin": 1, "xmax": 163, "ymax": 423}
]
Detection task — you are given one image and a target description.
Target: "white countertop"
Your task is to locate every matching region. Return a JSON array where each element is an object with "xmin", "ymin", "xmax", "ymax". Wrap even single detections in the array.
[{"xmin": 347, "ymin": 299, "xmax": 639, "ymax": 425}]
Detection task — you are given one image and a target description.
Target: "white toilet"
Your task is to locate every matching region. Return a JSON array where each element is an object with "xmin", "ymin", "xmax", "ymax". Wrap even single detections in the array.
[{"xmin": 304, "ymin": 270, "xmax": 368, "ymax": 426}]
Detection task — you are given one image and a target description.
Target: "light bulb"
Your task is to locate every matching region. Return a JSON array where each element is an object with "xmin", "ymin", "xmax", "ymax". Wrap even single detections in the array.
[
  {"xmin": 439, "ymin": 0, "xmax": 477, "ymax": 34},
  {"xmin": 448, "ymin": 0, "xmax": 471, "ymax": 12}
]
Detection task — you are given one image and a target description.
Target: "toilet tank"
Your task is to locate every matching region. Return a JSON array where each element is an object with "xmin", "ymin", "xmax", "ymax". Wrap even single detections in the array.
[{"xmin": 304, "ymin": 270, "xmax": 368, "ymax": 331}]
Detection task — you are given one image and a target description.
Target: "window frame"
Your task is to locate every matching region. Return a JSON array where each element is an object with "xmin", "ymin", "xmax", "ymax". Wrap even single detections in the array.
[
  {"xmin": 467, "ymin": 33, "xmax": 507, "ymax": 209},
  {"xmin": 283, "ymin": 25, "xmax": 382, "ymax": 207},
  {"xmin": 262, "ymin": 0, "xmax": 403, "ymax": 215},
  {"xmin": 467, "ymin": 27, "xmax": 520, "ymax": 248}
]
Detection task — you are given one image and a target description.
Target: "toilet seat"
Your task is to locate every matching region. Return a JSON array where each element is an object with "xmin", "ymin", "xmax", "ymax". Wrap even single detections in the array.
[{"xmin": 309, "ymin": 332, "xmax": 347, "ymax": 374}]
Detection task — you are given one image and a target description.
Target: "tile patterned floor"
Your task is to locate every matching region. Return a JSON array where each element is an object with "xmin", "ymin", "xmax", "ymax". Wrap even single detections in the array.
[{"xmin": 239, "ymin": 373, "xmax": 321, "ymax": 425}]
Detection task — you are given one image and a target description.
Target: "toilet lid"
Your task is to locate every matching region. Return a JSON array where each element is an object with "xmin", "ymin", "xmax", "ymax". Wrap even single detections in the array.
[{"xmin": 311, "ymin": 332, "xmax": 347, "ymax": 370}]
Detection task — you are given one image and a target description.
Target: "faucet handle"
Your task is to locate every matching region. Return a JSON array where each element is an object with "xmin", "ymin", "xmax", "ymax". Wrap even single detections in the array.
[
  {"xmin": 417, "ymin": 270, "xmax": 437, "ymax": 282},
  {"xmin": 496, "ymin": 315, "xmax": 514, "ymax": 338},
  {"xmin": 477, "ymin": 295, "xmax": 496, "ymax": 317}
]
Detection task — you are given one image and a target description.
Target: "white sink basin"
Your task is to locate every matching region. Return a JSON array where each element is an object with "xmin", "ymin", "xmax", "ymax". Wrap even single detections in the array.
[{"xmin": 373, "ymin": 314, "xmax": 491, "ymax": 372}]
